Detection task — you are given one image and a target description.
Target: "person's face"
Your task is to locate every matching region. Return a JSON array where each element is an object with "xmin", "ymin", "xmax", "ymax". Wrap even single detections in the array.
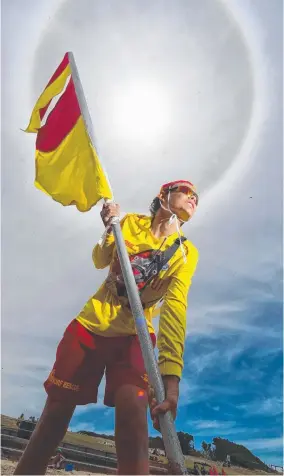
[{"xmin": 160, "ymin": 186, "xmax": 198, "ymax": 221}]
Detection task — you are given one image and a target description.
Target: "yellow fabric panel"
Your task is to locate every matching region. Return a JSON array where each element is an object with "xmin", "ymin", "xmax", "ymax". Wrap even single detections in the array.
[
  {"xmin": 34, "ymin": 116, "xmax": 112, "ymax": 211},
  {"xmin": 25, "ymin": 64, "xmax": 71, "ymax": 133},
  {"xmin": 77, "ymin": 213, "xmax": 199, "ymax": 377}
]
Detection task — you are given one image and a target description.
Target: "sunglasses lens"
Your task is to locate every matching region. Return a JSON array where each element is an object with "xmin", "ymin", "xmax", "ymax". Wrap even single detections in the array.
[
  {"xmin": 180, "ymin": 187, "xmax": 199, "ymax": 205},
  {"xmin": 166, "ymin": 185, "xmax": 199, "ymax": 205},
  {"xmin": 178, "ymin": 186, "xmax": 189, "ymax": 194}
]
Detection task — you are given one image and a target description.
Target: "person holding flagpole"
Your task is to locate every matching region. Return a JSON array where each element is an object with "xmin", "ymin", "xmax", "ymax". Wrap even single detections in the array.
[
  {"xmin": 14, "ymin": 54, "xmax": 199, "ymax": 475},
  {"xmin": 15, "ymin": 181, "xmax": 199, "ymax": 475}
]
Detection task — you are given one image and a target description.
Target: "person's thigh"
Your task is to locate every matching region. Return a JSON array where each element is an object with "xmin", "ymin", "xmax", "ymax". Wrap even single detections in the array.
[
  {"xmin": 44, "ymin": 319, "xmax": 106, "ymax": 404},
  {"xmin": 104, "ymin": 334, "xmax": 156, "ymax": 406}
]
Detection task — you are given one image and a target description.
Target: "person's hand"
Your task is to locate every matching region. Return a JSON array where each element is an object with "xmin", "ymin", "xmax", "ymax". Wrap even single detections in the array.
[
  {"xmin": 100, "ymin": 202, "xmax": 120, "ymax": 227},
  {"xmin": 149, "ymin": 375, "xmax": 179, "ymax": 432}
]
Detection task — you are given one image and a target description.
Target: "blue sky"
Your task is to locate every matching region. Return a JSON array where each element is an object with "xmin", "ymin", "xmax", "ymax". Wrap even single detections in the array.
[{"xmin": 2, "ymin": 0, "xmax": 283, "ymax": 469}]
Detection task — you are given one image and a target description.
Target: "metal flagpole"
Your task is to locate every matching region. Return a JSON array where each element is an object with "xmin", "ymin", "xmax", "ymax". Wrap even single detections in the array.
[{"xmin": 68, "ymin": 51, "xmax": 187, "ymax": 475}]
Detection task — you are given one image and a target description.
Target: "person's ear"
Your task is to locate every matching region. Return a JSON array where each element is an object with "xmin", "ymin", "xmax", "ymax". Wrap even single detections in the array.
[{"xmin": 158, "ymin": 192, "xmax": 166, "ymax": 205}]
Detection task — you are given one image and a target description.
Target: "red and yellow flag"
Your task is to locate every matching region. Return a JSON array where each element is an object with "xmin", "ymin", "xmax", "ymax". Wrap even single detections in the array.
[{"xmin": 26, "ymin": 53, "xmax": 112, "ymax": 212}]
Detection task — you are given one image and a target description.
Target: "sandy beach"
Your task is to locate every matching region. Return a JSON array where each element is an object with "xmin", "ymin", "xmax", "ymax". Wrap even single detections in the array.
[{"xmin": 1, "ymin": 459, "xmax": 104, "ymax": 475}]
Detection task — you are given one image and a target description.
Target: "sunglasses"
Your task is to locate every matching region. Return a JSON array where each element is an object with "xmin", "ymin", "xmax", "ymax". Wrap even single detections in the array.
[{"xmin": 166, "ymin": 185, "xmax": 199, "ymax": 205}]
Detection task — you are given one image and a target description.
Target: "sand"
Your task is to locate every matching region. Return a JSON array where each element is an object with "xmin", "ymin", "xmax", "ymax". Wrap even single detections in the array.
[{"xmin": 1, "ymin": 459, "xmax": 104, "ymax": 475}]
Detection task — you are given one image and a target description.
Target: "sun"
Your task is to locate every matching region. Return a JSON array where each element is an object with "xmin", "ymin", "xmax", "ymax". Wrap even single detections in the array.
[{"xmin": 108, "ymin": 80, "xmax": 171, "ymax": 146}]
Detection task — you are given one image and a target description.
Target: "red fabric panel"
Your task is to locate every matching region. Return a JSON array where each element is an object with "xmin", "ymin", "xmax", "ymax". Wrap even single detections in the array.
[
  {"xmin": 39, "ymin": 53, "xmax": 70, "ymax": 121},
  {"xmin": 36, "ymin": 77, "xmax": 81, "ymax": 152}
]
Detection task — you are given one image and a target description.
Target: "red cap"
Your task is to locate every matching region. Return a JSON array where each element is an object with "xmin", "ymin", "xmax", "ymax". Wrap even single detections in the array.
[{"xmin": 160, "ymin": 180, "xmax": 197, "ymax": 194}]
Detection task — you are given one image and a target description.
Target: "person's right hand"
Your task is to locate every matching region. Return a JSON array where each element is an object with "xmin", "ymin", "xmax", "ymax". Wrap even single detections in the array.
[
  {"xmin": 100, "ymin": 202, "xmax": 120, "ymax": 227},
  {"xmin": 148, "ymin": 375, "xmax": 179, "ymax": 432}
]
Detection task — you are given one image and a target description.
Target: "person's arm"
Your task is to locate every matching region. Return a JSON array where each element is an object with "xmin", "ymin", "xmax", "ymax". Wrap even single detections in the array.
[
  {"xmin": 92, "ymin": 229, "xmax": 116, "ymax": 269},
  {"xmin": 92, "ymin": 204, "xmax": 126, "ymax": 269},
  {"xmin": 150, "ymin": 245, "xmax": 198, "ymax": 429},
  {"xmin": 158, "ymin": 245, "xmax": 199, "ymax": 378}
]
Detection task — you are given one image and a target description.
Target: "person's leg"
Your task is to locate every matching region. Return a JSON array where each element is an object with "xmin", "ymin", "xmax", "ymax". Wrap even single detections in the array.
[
  {"xmin": 105, "ymin": 334, "xmax": 157, "ymax": 475},
  {"xmin": 115, "ymin": 384, "xmax": 149, "ymax": 475},
  {"xmin": 14, "ymin": 397, "xmax": 75, "ymax": 475},
  {"xmin": 15, "ymin": 320, "xmax": 105, "ymax": 475}
]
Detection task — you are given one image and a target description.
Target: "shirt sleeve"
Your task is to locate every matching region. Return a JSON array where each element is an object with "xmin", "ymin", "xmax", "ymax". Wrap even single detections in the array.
[
  {"xmin": 92, "ymin": 214, "xmax": 128, "ymax": 269},
  {"xmin": 157, "ymin": 245, "xmax": 199, "ymax": 378}
]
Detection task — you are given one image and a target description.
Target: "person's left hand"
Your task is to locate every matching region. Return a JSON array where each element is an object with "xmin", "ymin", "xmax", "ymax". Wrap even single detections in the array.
[{"xmin": 148, "ymin": 375, "xmax": 179, "ymax": 432}]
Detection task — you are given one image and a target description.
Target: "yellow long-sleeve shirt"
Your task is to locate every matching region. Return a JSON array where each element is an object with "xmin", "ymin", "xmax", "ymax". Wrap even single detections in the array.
[{"xmin": 76, "ymin": 213, "xmax": 198, "ymax": 378}]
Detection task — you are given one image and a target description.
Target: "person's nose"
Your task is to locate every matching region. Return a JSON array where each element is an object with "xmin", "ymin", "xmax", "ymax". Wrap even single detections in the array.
[{"xmin": 189, "ymin": 195, "xmax": 197, "ymax": 206}]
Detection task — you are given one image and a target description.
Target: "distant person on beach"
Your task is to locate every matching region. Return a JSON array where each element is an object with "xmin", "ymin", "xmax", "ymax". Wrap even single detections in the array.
[
  {"xmin": 48, "ymin": 449, "xmax": 66, "ymax": 470},
  {"xmin": 193, "ymin": 462, "xmax": 201, "ymax": 474},
  {"xmin": 16, "ymin": 414, "xmax": 24, "ymax": 427}
]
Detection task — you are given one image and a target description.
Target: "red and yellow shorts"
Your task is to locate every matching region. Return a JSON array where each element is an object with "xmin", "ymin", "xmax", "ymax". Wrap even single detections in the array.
[{"xmin": 44, "ymin": 319, "xmax": 156, "ymax": 407}]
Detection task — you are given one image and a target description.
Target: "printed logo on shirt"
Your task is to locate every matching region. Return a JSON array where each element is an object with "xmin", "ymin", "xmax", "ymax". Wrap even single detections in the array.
[
  {"xmin": 125, "ymin": 240, "xmax": 138, "ymax": 252},
  {"xmin": 107, "ymin": 249, "xmax": 159, "ymax": 298}
]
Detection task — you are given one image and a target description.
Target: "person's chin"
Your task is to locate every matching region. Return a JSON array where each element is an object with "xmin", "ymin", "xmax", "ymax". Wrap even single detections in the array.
[
  {"xmin": 178, "ymin": 208, "xmax": 192, "ymax": 221},
  {"xmin": 185, "ymin": 206, "xmax": 194, "ymax": 217}
]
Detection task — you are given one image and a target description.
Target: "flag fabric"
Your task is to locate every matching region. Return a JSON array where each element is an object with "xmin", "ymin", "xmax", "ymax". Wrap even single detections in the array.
[{"xmin": 26, "ymin": 53, "xmax": 112, "ymax": 212}]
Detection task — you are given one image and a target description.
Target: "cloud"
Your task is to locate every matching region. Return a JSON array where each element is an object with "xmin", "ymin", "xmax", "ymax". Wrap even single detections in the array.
[
  {"xmin": 189, "ymin": 351, "xmax": 220, "ymax": 375},
  {"xmin": 192, "ymin": 420, "xmax": 236, "ymax": 430},
  {"xmin": 72, "ymin": 405, "xmax": 98, "ymax": 417},
  {"xmin": 190, "ymin": 419, "xmax": 253, "ymax": 437},
  {"xmin": 70, "ymin": 422, "xmax": 114, "ymax": 435},
  {"xmin": 236, "ymin": 437, "xmax": 284, "ymax": 451},
  {"xmin": 237, "ymin": 397, "xmax": 283, "ymax": 417}
]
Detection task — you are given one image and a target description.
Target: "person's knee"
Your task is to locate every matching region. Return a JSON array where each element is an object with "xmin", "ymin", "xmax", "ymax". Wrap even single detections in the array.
[
  {"xmin": 115, "ymin": 384, "xmax": 148, "ymax": 433},
  {"xmin": 115, "ymin": 384, "xmax": 148, "ymax": 412},
  {"xmin": 115, "ymin": 385, "xmax": 149, "ymax": 474}
]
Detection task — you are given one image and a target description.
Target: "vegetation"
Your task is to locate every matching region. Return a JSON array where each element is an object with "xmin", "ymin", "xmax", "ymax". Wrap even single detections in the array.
[
  {"xmin": 200, "ymin": 437, "xmax": 273, "ymax": 473},
  {"xmin": 149, "ymin": 435, "xmax": 164, "ymax": 450},
  {"xmin": 177, "ymin": 432, "xmax": 194, "ymax": 455},
  {"xmin": 78, "ymin": 430, "xmax": 115, "ymax": 441}
]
